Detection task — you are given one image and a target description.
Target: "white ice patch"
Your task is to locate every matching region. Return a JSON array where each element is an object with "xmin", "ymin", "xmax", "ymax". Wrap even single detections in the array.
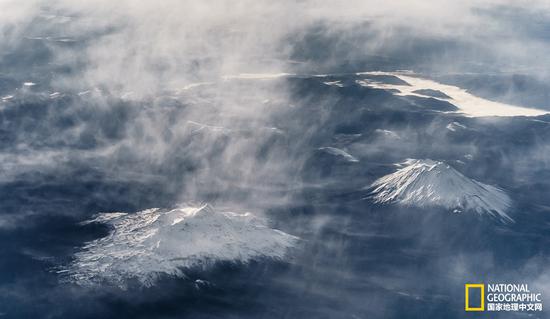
[
  {"xmin": 49, "ymin": 92, "xmax": 62, "ymax": 99},
  {"xmin": 63, "ymin": 204, "xmax": 298, "ymax": 287},
  {"xmin": 222, "ymin": 73, "xmax": 294, "ymax": 80},
  {"xmin": 374, "ymin": 129, "xmax": 401, "ymax": 139},
  {"xmin": 369, "ymin": 159, "xmax": 513, "ymax": 222},
  {"xmin": 179, "ymin": 82, "xmax": 214, "ymax": 91},
  {"xmin": 446, "ymin": 121, "xmax": 467, "ymax": 132},
  {"xmin": 356, "ymin": 71, "xmax": 548, "ymax": 117},
  {"xmin": 323, "ymin": 80, "xmax": 344, "ymax": 87},
  {"xmin": 318, "ymin": 147, "xmax": 359, "ymax": 162}
]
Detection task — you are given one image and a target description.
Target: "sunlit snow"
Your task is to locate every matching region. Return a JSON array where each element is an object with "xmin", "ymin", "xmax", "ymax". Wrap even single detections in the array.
[
  {"xmin": 357, "ymin": 71, "xmax": 548, "ymax": 117},
  {"xmin": 369, "ymin": 159, "xmax": 513, "ymax": 222},
  {"xmin": 63, "ymin": 204, "xmax": 298, "ymax": 287}
]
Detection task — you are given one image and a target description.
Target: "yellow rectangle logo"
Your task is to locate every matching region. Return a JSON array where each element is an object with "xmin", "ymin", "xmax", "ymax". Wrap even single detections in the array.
[{"xmin": 465, "ymin": 284, "xmax": 485, "ymax": 311}]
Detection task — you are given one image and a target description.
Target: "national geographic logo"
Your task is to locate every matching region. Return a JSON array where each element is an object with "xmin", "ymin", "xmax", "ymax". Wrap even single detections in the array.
[
  {"xmin": 465, "ymin": 284, "xmax": 485, "ymax": 311},
  {"xmin": 465, "ymin": 283, "xmax": 543, "ymax": 312}
]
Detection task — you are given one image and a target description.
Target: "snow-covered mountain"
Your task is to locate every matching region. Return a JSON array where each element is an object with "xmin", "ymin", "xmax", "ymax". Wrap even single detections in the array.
[
  {"xmin": 369, "ymin": 159, "xmax": 514, "ymax": 222},
  {"xmin": 62, "ymin": 204, "xmax": 298, "ymax": 287}
]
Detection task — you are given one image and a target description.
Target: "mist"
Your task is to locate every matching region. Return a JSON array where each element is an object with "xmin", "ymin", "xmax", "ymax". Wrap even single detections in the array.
[
  {"xmin": 1, "ymin": 0, "xmax": 550, "ymax": 207},
  {"xmin": 1, "ymin": 1, "xmax": 550, "ymax": 318}
]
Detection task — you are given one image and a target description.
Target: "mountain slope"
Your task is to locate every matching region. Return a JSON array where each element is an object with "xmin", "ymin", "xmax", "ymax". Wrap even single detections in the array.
[
  {"xmin": 62, "ymin": 204, "xmax": 298, "ymax": 287},
  {"xmin": 369, "ymin": 159, "xmax": 513, "ymax": 222}
]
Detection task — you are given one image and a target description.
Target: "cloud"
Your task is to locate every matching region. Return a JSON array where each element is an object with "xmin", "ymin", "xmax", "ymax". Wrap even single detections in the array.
[
  {"xmin": 1, "ymin": 4, "xmax": 550, "ymax": 318},
  {"xmin": 3, "ymin": 0, "xmax": 550, "ymax": 91},
  {"xmin": 1, "ymin": 0, "xmax": 550, "ymax": 223}
]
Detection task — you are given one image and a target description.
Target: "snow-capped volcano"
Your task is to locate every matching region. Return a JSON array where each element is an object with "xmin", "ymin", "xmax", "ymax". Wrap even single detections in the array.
[
  {"xmin": 62, "ymin": 204, "xmax": 298, "ymax": 287},
  {"xmin": 369, "ymin": 159, "xmax": 513, "ymax": 222}
]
